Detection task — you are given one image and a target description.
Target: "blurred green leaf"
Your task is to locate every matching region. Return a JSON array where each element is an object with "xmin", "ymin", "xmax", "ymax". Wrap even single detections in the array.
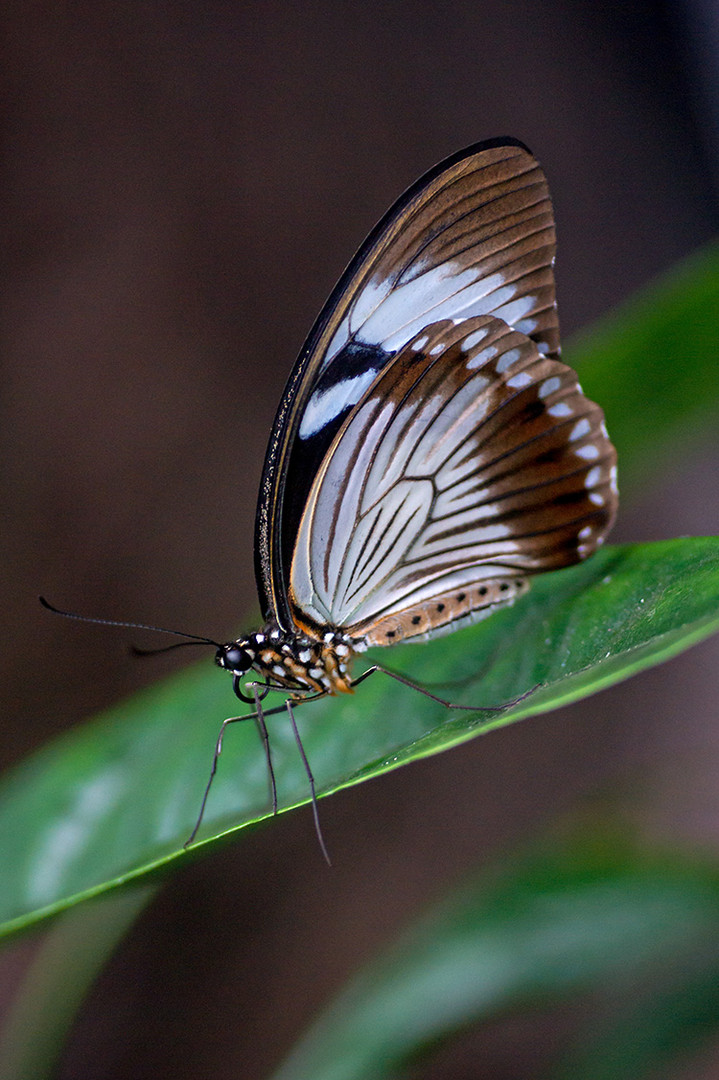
[
  {"xmin": 567, "ymin": 241, "xmax": 719, "ymax": 492},
  {"xmin": 268, "ymin": 829, "xmax": 719, "ymax": 1080},
  {"xmin": 0, "ymin": 885, "xmax": 155, "ymax": 1080},
  {"xmin": 557, "ymin": 948, "xmax": 719, "ymax": 1080}
]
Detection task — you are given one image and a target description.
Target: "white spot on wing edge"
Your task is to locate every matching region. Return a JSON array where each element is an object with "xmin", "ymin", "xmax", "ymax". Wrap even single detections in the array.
[
  {"xmin": 548, "ymin": 401, "xmax": 572, "ymax": 418},
  {"xmin": 495, "ymin": 347, "xmax": 522, "ymax": 373},
  {"xmin": 576, "ymin": 444, "xmax": 600, "ymax": 460},
  {"xmin": 460, "ymin": 325, "xmax": 490, "ymax": 351},
  {"xmin": 465, "ymin": 344, "xmax": 498, "ymax": 370},
  {"xmin": 570, "ymin": 418, "xmax": 591, "ymax": 441},
  {"xmin": 506, "ymin": 371, "xmax": 532, "ymax": 389},
  {"xmin": 585, "ymin": 465, "xmax": 601, "ymax": 488},
  {"xmin": 539, "ymin": 376, "xmax": 561, "ymax": 398}
]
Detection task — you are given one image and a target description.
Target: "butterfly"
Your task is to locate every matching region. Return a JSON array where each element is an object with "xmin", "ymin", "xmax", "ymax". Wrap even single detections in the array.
[
  {"xmin": 194, "ymin": 136, "xmax": 617, "ymax": 846},
  {"xmin": 42, "ymin": 138, "xmax": 618, "ymax": 856}
]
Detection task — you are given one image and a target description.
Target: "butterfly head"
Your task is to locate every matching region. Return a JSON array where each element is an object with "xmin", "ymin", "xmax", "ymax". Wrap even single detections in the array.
[{"xmin": 215, "ymin": 639, "xmax": 255, "ymax": 676}]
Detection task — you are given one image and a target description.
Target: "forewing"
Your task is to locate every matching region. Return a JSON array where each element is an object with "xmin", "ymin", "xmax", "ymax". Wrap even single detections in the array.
[
  {"xmin": 255, "ymin": 139, "xmax": 559, "ymax": 629},
  {"xmin": 289, "ymin": 316, "xmax": 617, "ymax": 641}
]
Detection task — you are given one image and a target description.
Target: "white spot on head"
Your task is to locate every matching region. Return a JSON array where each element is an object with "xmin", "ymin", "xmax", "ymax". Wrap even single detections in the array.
[
  {"xmin": 506, "ymin": 371, "xmax": 532, "ymax": 389},
  {"xmin": 570, "ymin": 418, "xmax": 591, "ymax": 441},
  {"xmin": 539, "ymin": 376, "xmax": 561, "ymax": 398},
  {"xmin": 461, "ymin": 326, "xmax": 490, "ymax": 351},
  {"xmin": 495, "ymin": 348, "xmax": 522, "ymax": 374},
  {"xmin": 576, "ymin": 444, "xmax": 600, "ymax": 460},
  {"xmin": 548, "ymin": 401, "xmax": 572, "ymax": 418},
  {"xmin": 589, "ymin": 491, "xmax": 605, "ymax": 506},
  {"xmin": 585, "ymin": 466, "xmax": 601, "ymax": 488},
  {"xmin": 255, "ymin": 633, "xmax": 265, "ymax": 644}
]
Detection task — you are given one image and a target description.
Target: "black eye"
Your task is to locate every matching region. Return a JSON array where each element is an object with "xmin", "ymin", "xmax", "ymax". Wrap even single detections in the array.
[{"xmin": 216, "ymin": 644, "xmax": 251, "ymax": 672}]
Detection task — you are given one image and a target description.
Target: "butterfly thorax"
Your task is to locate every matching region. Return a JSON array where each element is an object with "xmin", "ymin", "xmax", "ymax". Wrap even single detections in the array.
[{"xmin": 215, "ymin": 624, "xmax": 356, "ymax": 695}]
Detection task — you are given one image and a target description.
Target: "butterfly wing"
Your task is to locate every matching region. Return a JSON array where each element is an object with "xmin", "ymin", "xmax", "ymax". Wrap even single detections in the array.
[
  {"xmin": 289, "ymin": 316, "xmax": 617, "ymax": 645},
  {"xmin": 255, "ymin": 139, "xmax": 560, "ymax": 630}
]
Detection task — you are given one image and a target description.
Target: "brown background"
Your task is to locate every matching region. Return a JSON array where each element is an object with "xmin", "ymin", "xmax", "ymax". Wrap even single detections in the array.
[{"xmin": 3, "ymin": 2, "xmax": 719, "ymax": 1077}]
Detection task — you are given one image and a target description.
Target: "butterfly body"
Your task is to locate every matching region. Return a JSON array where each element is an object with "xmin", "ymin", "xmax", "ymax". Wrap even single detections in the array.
[{"xmin": 215, "ymin": 626, "xmax": 356, "ymax": 696}]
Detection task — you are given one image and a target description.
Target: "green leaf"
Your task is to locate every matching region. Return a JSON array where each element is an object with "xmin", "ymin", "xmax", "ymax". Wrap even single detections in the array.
[
  {"xmin": 267, "ymin": 830, "xmax": 719, "ymax": 1080},
  {"xmin": 2, "ymin": 537, "xmax": 719, "ymax": 937},
  {"xmin": 566, "ymin": 241, "xmax": 719, "ymax": 492}
]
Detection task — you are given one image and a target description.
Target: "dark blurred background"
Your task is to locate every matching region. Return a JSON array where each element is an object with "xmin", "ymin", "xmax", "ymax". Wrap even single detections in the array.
[{"xmin": 2, "ymin": 2, "xmax": 719, "ymax": 1077}]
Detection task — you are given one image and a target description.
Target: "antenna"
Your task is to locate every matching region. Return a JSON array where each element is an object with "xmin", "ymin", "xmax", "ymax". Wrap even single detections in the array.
[{"xmin": 39, "ymin": 596, "xmax": 221, "ymax": 647}]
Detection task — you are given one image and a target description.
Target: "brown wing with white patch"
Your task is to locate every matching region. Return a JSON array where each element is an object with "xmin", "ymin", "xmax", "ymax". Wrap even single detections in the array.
[
  {"xmin": 289, "ymin": 315, "xmax": 617, "ymax": 644},
  {"xmin": 257, "ymin": 139, "xmax": 560, "ymax": 629},
  {"xmin": 315, "ymin": 140, "xmax": 560, "ymax": 367}
]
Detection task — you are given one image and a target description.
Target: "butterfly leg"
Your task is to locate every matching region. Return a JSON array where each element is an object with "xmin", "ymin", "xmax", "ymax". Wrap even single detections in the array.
[
  {"xmin": 286, "ymin": 699, "xmax": 331, "ymax": 866},
  {"xmin": 184, "ymin": 696, "xmax": 291, "ymax": 848},
  {"xmin": 251, "ymin": 682, "xmax": 278, "ymax": 816},
  {"xmin": 352, "ymin": 664, "xmax": 537, "ymax": 712}
]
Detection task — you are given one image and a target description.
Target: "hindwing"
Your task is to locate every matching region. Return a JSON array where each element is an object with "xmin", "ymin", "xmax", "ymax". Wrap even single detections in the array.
[{"xmin": 289, "ymin": 316, "xmax": 617, "ymax": 643}]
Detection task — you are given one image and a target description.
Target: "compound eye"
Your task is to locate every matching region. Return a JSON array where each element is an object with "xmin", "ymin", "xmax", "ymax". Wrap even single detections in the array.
[{"xmin": 217, "ymin": 644, "xmax": 252, "ymax": 673}]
